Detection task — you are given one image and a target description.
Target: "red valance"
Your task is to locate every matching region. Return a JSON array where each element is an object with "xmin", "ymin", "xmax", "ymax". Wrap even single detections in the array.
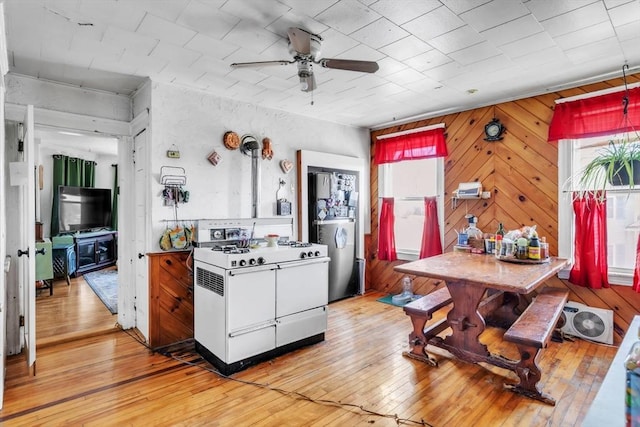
[
  {"xmin": 375, "ymin": 127, "xmax": 447, "ymax": 164},
  {"xmin": 548, "ymin": 86, "xmax": 640, "ymax": 142}
]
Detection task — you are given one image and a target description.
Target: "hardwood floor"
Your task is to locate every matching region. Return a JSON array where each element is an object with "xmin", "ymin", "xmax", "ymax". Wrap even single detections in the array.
[
  {"xmin": 36, "ymin": 271, "xmax": 119, "ymax": 347},
  {"xmin": 2, "ymin": 290, "xmax": 616, "ymax": 426}
]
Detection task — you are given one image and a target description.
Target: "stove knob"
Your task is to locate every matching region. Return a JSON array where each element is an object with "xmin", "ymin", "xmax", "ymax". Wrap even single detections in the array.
[
  {"xmin": 257, "ymin": 257, "xmax": 266, "ymax": 265},
  {"xmin": 315, "ymin": 251, "xmax": 321, "ymax": 257},
  {"xmin": 239, "ymin": 259, "xmax": 247, "ymax": 267},
  {"xmin": 249, "ymin": 258, "xmax": 257, "ymax": 266},
  {"xmin": 300, "ymin": 252, "xmax": 307, "ymax": 259},
  {"xmin": 307, "ymin": 251, "xmax": 314, "ymax": 258}
]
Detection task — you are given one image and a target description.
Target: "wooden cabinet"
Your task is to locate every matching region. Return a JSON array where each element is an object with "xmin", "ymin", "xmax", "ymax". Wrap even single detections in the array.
[
  {"xmin": 148, "ymin": 251, "xmax": 194, "ymax": 349},
  {"xmin": 74, "ymin": 230, "xmax": 117, "ymax": 276}
]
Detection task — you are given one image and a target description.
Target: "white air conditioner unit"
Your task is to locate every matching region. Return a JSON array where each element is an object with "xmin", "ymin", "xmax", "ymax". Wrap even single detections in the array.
[{"xmin": 561, "ymin": 301, "xmax": 614, "ymax": 345}]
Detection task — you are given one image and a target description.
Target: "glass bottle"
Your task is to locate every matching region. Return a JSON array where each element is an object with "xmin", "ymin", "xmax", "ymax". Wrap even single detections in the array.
[
  {"xmin": 402, "ymin": 276, "xmax": 413, "ymax": 297},
  {"xmin": 528, "ymin": 234, "xmax": 541, "ymax": 260},
  {"xmin": 495, "ymin": 222, "xmax": 505, "ymax": 257},
  {"xmin": 626, "ymin": 330, "xmax": 640, "ymax": 426}
]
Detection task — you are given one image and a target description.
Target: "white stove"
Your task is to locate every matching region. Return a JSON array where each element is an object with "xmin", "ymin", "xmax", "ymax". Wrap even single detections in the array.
[
  {"xmin": 195, "ymin": 242, "xmax": 328, "ymax": 270},
  {"xmin": 193, "ymin": 218, "xmax": 330, "ymax": 375}
]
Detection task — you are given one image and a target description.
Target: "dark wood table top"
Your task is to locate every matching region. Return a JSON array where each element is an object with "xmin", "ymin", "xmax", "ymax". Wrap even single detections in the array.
[{"xmin": 395, "ymin": 252, "xmax": 569, "ymax": 294}]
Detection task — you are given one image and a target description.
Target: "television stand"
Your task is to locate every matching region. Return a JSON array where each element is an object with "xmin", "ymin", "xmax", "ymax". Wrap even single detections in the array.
[{"xmin": 73, "ymin": 230, "xmax": 118, "ymax": 276}]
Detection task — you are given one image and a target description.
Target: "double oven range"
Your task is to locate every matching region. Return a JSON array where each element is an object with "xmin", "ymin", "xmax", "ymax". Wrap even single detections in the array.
[{"xmin": 193, "ymin": 218, "xmax": 330, "ymax": 375}]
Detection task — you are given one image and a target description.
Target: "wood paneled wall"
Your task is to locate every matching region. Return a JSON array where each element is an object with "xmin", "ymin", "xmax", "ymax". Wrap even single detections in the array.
[{"xmin": 367, "ymin": 72, "xmax": 640, "ymax": 343}]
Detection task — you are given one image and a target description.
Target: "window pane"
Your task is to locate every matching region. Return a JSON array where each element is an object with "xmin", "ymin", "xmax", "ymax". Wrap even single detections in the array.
[
  {"xmin": 391, "ymin": 158, "xmax": 438, "ymax": 197},
  {"xmin": 607, "ymin": 192, "xmax": 640, "ymax": 270},
  {"xmin": 394, "ymin": 200, "xmax": 424, "ymax": 252}
]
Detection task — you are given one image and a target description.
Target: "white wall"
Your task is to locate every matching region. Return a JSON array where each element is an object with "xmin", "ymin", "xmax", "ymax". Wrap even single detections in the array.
[{"xmin": 148, "ymin": 82, "xmax": 370, "ymax": 250}]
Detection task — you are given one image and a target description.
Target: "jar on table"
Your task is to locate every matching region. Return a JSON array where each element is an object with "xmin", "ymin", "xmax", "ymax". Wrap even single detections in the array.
[{"xmin": 516, "ymin": 238, "xmax": 528, "ymax": 260}]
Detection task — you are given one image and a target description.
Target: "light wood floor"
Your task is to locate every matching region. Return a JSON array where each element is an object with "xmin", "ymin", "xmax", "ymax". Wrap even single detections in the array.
[
  {"xmin": 2, "ymin": 289, "xmax": 617, "ymax": 426},
  {"xmin": 35, "ymin": 271, "xmax": 119, "ymax": 347}
]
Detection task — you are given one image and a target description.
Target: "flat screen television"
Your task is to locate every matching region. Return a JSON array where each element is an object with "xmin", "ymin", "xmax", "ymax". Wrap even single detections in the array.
[{"xmin": 57, "ymin": 186, "xmax": 112, "ymax": 233}]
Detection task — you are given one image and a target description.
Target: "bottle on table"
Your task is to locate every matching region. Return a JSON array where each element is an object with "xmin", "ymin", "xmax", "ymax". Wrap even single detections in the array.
[
  {"xmin": 528, "ymin": 233, "xmax": 541, "ymax": 260},
  {"xmin": 495, "ymin": 222, "xmax": 505, "ymax": 256}
]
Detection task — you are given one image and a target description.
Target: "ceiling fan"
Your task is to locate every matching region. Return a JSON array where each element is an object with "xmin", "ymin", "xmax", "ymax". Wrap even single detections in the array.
[{"xmin": 230, "ymin": 27, "xmax": 379, "ymax": 92}]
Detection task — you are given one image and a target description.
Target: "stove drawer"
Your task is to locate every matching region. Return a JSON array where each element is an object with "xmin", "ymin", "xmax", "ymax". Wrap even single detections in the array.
[
  {"xmin": 228, "ymin": 324, "xmax": 275, "ymax": 362},
  {"xmin": 276, "ymin": 306, "xmax": 327, "ymax": 347},
  {"xmin": 276, "ymin": 258, "xmax": 329, "ymax": 317}
]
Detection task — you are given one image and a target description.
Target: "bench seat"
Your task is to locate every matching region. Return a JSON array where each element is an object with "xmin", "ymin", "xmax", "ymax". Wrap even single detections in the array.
[{"xmin": 502, "ymin": 286, "xmax": 569, "ymax": 405}]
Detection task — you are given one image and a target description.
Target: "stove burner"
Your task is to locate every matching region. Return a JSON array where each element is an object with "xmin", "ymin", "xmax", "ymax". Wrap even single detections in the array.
[
  {"xmin": 279, "ymin": 241, "xmax": 312, "ymax": 248},
  {"xmin": 211, "ymin": 245, "xmax": 250, "ymax": 254}
]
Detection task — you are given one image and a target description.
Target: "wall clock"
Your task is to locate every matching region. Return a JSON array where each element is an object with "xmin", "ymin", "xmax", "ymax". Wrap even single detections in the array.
[{"xmin": 484, "ymin": 118, "xmax": 505, "ymax": 141}]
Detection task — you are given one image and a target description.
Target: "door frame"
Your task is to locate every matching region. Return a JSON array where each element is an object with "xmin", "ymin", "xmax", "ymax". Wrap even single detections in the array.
[{"xmin": 4, "ymin": 103, "xmax": 138, "ymax": 330}]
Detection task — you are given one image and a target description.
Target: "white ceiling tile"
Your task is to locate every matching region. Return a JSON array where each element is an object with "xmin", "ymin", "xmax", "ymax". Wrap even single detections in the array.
[
  {"xmin": 136, "ymin": 13, "xmax": 197, "ymax": 46},
  {"xmin": 540, "ymin": 1, "xmax": 609, "ymax": 36},
  {"xmin": 374, "ymin": 56, "xmax": 409, "ymax": 77},
  {"xmin": 402, "ymin": 5, "xmax": 466, "ymax": 42},
  {"xmin": 314, "ymin": 28, "xmax": 360, "ymax": 58},
  {"xmin": 118, "ymin": 0, "xmax": 189, "ymax": 23},
  {"xmin": 428, "ymin": 25, "xmax": 485, "ymax": 54},
  {"xmin": 404, "ymin": 49, "xmax": 453, "ymax": 72},
  {"xmin": 277, "ymin": 0, "xmax": 340, "ymax": 18},
  {"xmin": 616, "ymin": 19, "xmax": 640, "ymax": 43},
  {"xmin": 350, "ymin": 18, "xmax": 410, "ymax": 49},
  {"xmin": 448, "ymin": 41, "xmax": 501, "ymax": 65},
  {"xmin": 439, "ymin": 0, "xmax": 493, "ymax": 15},
  {"xmin": 220, "ymin": 0, "xmax": 292, "ymax": 25},
  {"xmin": 197, "ymin": 71, "xmax": 239, "ymax": 90},
  {"xmin": 499, "ymin": 31, "xmax": 556, "ymax": 58},
  {"xmin": 554, "ymin": 21, "xmax": 615, "ymax": 50},
  {"xmin": 378, "ymin": 35, "xmax": 433, "ymax": 61},
  {"xmin": 525, "ymin": 0, "xmax": 600, "ymax": 21},
  {"xmin": 421, "ymin": 60, "xmax": 468, "ymax": 81},
  {"xmin": 103, "ymin": 26, "xmax": 158, "ymax": 55},
  {"xmin": 266, "ymin": 12, "xmax": 329, "ymax": 37},
  {"xmin": 223, "ymin": 21, "xmax": 282, "ymax": 54},
  {"xmin": 460, "ymin": 0, "xmax": 530, "ymax": 32},
  {"xmin": 227, "ymin": 67, "xmax": 270, "ymax": 85},
  {"xmin": 190, "ymin": 55, "xmax": 232, "ymax": 76},
  {"xmin": 510, "ymin": 45, "xmax": 571, "ymax": 69},
  {"xmin": 369, "ymin": 0, "xmax": 441, "ymax": 25},
  {"xmin": 604, "ymin": 0, "xmax": 637, "ymax": 8},
  {"xmin": 608, "ymin": 0, "xmax": 640, "ymax": 26},
  {"xmin": 120, "ymin": 50, "xmax": 168, "ymax": 76},
  {"xmin": 564, "ymin": 36, "xmax": 625, "ymax": 65},
  {"xmin": 176, "ymin": 1, "xmax": 240, "ymax": 40},
  {"xmin": 480, "ymin": 14, "xmax": 544, "ymax": 46},
  {"xmin": 387, "ymin": 67, "xmax": 431, "ymax": 85},
  {"xmin": 315, "ymin": 0, "xmax": 381, "ymax": 34},
  {"xmin": 150, "ymin": 41, "xmax": 201, "ymax": 66},
  {"xmin": 619, "ymin": 35, "xmax": 640, "ymax": 61},
  {"xmin": 185, "ymin": 34, "xmax": 239, "ymax": 59},
  {"xmin": 334, "ymin": 43, "xmax": 386, "ymax": 62}
]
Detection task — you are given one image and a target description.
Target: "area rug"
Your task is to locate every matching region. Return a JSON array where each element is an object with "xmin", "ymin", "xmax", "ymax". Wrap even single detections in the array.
[
  {"xmin": 83, "ymin": 269, "xmax": 118, "ymax": 314},
  {"xmin": 377, "ymin": 294, "xmax": 424, "ymax": 307}
]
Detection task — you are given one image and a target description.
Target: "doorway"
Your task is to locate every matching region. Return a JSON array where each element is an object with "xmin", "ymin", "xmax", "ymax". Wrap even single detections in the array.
[{"xmin": 34, "ymin": 127, "xmax": 120, "ymax": 345}]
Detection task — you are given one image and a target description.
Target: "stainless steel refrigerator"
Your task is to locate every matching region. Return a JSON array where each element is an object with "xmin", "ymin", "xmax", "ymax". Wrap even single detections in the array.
[{"xmin": 313, "ymin": 219, "xmax": 357, "ymax": 302}]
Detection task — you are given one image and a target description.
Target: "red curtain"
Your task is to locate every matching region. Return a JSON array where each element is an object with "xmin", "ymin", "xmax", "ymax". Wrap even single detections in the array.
[
  {"xmin": 378, "ymin": 197, "xmax": 397, "ymax": 261},
  {"xmin": 569, "ymin": 192, "xmax": 610, "ymax": 289},
  {"xmin": 375, "ymin": 127, "xmax": 447, "ymax": 164},
  {"xmin": 633, "ymin": 234, "xmax": 640, "ymax": 292},
  {"xmin": 419, "ymin": 197, "xmax": 442, "ymax": 258},
  {"xmin": 548, "ymin": 86, "xmax": 640, "ymax": 142}
]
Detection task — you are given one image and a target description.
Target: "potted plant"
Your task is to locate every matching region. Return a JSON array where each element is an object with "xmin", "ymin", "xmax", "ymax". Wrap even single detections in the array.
[{"xmin": 576, "ymin": 139, "xmax": 640, "ymax": 196}]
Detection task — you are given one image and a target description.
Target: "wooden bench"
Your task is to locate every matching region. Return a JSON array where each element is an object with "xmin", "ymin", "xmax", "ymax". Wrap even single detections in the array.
[
  {"xmin": 403, "ymin": 287, "xmax": 453, "ymax": 365},
  {"xmin": 503, "ymin": 286, "xmax": 569, "ymax": 405}
]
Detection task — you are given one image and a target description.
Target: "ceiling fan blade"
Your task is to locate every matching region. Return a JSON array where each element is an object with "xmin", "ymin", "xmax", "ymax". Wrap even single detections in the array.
[
  {"xmin": 231, "ymin": 60, "xmax": 293, "ymax": 68},
  {"xmin": 319, "ymin": 58, "xmax": 379, "ymax": 73},
  {"xmin": 288, "ymin": 27, "xmax": 311, "ymax": 55},
  {"xmin": 300, "ymin": 74, "xmax": 316, "ymax": 92}
]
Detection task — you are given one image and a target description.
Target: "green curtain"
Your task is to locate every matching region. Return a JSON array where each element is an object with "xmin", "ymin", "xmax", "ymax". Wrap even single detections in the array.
[
  {"xmin": 50, "ymin": 155, "xmax": 97, "ymax": 236},
  {"xmin": 112, "ymin": 164, "xmax": 118, "ymax": 230}
]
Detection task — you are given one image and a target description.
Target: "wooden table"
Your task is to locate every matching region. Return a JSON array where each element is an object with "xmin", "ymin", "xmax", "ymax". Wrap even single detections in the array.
[{"xmin": 395, "ymin": 252, "xmax": 569, "ymax": 404}]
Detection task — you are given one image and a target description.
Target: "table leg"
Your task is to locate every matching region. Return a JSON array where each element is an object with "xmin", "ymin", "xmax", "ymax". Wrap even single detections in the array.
[{"xmin": 443, "ymin": 281, "xmax": 488, "ymax": 357}]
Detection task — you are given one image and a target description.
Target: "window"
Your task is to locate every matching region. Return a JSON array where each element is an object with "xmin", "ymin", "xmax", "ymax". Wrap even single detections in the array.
[
  {"xmin": 559, "ymin": 133, "xmax": 640, "ymax": 285},
  {"xmin": 379, "ymin": 157, "xmax": 444, "ymax": 260}
]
